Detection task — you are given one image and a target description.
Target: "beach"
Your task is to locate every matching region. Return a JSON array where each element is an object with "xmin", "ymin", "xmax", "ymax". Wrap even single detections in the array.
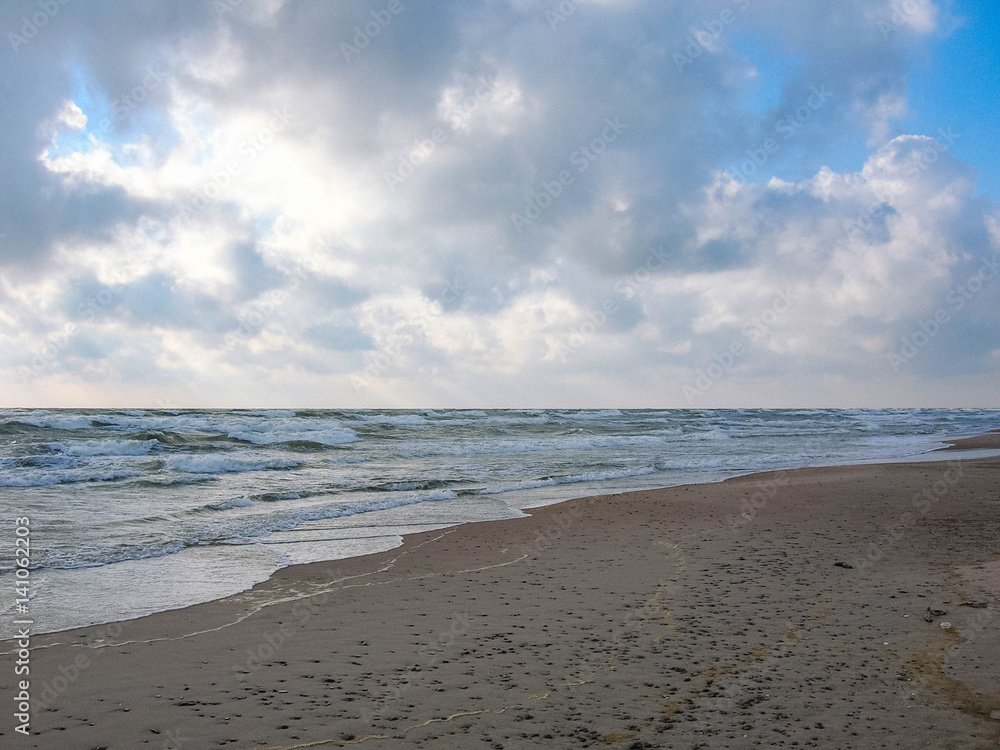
[
  {"xmin": 3, "ymin": 437, "xmax": 999, "ymax": 749},
  {"xmin": 4, "ymin": 0, "xmax": 999, "ymax": 746}
]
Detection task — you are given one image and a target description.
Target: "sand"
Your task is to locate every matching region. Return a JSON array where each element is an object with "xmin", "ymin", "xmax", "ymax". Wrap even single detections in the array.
[{"xmin": 2, "ymin": 440, "xmax": 999, "ymax": 749}]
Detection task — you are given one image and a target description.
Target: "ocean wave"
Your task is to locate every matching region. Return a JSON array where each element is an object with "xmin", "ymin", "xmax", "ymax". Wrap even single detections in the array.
[
  {"xmin": 232, "ymin": 410, "xmax": 298, "ymax": 418},
  {"xmin": 424, "ymin": 409, "xmax": 489, "ymax": 418},
  {"xmin": 2, "ymin": 413, "xmax": 94, "ymax": 430},
  {"xmin": 414, "ymin": 412, "xmax": 552, "ymax": 427},
  {"xmin": 135, "ymin": 475, "xmax": 220, "ymax": 486},
  {"xmin": 0, "ymin": 468, "xmax": 142, "ymax": 487},
  {"xmin": 366, "ymin": 480, "xmax": 457, "ymax": 493},
  {"xmin": 124, "ymin": 430, "xmax": 235, "ymax": 447},
  {"xmin": 270, "ymin": 440, "xmax": 333, "ymax": 452},
  {"xmin": 221, "ymin": 489, "xmax": 460, "ymax": 539},
  {"xmin": 554, "ymin": 409, "xmax": 624, "ymax": 421},
  {"xmin": 256, "ymin": 491, "xmax": 303, "ymax": 502},
  {"xmin": 33, "ymin": 489, "xmax": 459, "ymax": 571},
  {"xmin": 206, "ymin": 496, "xmax": 255, "ymax": 511},
  {"xmin": 394, "ymin": 433, "xmax": 666, "ymax": 458},
  {"xmin": 165, "ymin": 455, "xmax": 301, "ymax": 474},
  {"xmin": 41, "ymin": 539, "xmax": 189, "ymax": 571},
  {"xmin": 16, "ymin": 454, "xmax": 78, "ymax": 469},
  {"xmin": 483, "ymin": 414, "xmax": 552, "ymax": 426},
  {"xmin": 350, "ymin": 413, "xmax": 430, "ymax": 426},
  {"xmin": 685, "ymin": 427, "xmax": 733, "ymax": 440},
  {"xmin": 480, "ymin": 466, "xmax": 659, "ymax": 495},
  {"xmin": 227, "ymin": 427, "xmax": 360, "ymax": 446},
  {"xmin": 12, "ymin": 412, "xmax": 360, "ymax": 450},
  {"xmin": 48, "ymin": 439, "xmax": 158, "ymax": 457}
]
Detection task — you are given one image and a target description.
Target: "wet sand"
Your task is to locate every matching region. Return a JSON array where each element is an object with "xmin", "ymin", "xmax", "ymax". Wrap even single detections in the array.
[{"xmin": 2, "ymin": 439, "xmax": 999, "ymax": 749}]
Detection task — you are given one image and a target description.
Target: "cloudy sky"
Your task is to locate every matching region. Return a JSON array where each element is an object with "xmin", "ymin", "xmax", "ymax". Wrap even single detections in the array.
[{"xmin": 1, "ymin": 0, "xmax": 997, "ymax": 408}]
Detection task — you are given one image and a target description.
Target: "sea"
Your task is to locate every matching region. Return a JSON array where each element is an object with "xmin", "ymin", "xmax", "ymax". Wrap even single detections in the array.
[{"xmin": 1, "ymin": 407, "xmax": 997, "ymax": 638}]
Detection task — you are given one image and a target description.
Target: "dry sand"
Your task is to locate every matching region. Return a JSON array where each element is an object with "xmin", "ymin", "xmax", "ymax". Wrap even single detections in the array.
[{"xmin": 2, "ymin": 440, "xmax": 999, "ymax": 749}]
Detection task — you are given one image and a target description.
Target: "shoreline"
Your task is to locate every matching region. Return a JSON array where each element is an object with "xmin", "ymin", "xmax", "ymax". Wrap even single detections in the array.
[
  {"xmin": 938, "ymin": 429, "xmax": 1000, "ymax": 451},
  {"xmin": 4, "ymin": 409, "xmax": 999, "ymax": 645},
  {"xmin": 2, "ymin": 435, "xmax": 999, "ymax": 748},
  {"xmin": 6, "ymin": 438, "xmax": 999, "ymax": 641}
]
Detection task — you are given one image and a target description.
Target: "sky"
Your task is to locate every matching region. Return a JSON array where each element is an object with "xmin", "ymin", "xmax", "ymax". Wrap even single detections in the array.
[{"xmin": 0, "ymin": 0, "xmax": 997, "ymax": 409}]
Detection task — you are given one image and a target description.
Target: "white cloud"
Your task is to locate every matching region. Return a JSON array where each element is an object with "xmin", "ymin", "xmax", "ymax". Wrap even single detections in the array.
[
  {"xmin": 1, "ymin": 0, "xmax": 996, "ymax": 407},
  {"xmin": 55, "ymin": 101, "xmax": 87, "ymax": 131}
]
